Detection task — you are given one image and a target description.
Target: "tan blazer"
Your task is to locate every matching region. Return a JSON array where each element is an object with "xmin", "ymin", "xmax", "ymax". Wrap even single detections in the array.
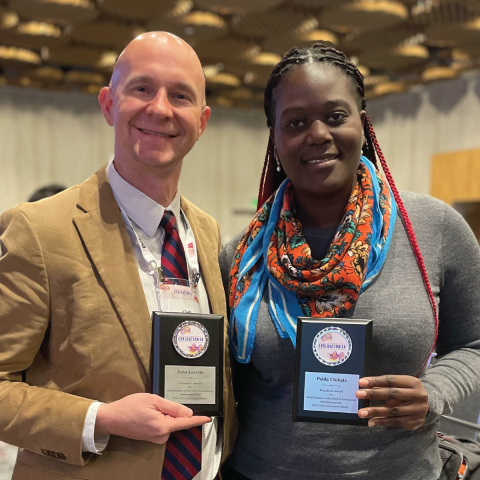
[{"xmin": 0, "ymin": 167, "xmax": 237, "ymax": 480}]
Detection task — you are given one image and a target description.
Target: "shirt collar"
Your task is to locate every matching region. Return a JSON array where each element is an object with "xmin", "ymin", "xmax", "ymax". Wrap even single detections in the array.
[{"xmin": 106, "ymin": 158, "xmax": 181, "ymax": 238}]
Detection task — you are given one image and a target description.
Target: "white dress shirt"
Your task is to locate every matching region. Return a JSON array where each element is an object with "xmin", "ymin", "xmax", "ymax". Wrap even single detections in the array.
[{"xmin": 81, "ymin": 159, "xmax": 222, "ymax": 480}]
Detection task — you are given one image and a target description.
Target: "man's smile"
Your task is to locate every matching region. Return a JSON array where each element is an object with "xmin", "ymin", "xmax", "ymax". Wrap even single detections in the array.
[{"xmin": 135, "ymin": 127, "xmax": 177, "ymax": 138}]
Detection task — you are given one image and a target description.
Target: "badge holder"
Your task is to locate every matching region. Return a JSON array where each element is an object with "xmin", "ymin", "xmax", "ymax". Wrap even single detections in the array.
[
  {"xmin": 156, "ymin": 276, "xmax": 201, "ymax": 314},
  {"xmin": 151, "ymin": 312, "xmax": 224, "ymax": 417}
]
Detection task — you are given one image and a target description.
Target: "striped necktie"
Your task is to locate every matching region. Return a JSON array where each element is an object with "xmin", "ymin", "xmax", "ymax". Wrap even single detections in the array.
[{"xmin": 160, "ymin": 210, "xmax": 202, "ymax": 480}]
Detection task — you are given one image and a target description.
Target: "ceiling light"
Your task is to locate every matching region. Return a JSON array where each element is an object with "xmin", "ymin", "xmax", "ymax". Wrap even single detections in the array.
[
  {"xmin": 298, "ymin": 29, "xmax": 337, "ymax": 45},
  {"xmin": 231, "ymin": 88, "xmax": 253, "ymax": 100},
  {"xmin": 243, "ymin": 71, "xmax": 256, "ymax": 84},
  {"xmin": 358, "ymin": 65, "xmax": 370, "ymax": 77},
  {"xmin": 213, "ymin": 96, "xmax": 234, "ymax": 108},
  {"xmin": 0, "ymin": 45, "xmax": 41, "ymax": 64},
  {"xmin": 0, "ymin": 11, "xmax": 19, "ymax": 29},
  {"xmin": 181, "ymin": 11, "xmax": 226, "ymax": 28},
  {"xmin": 45, "ymin": 0, "xmax": 91, "ymax": 7},
  {"xmin": 364, "ymin": 74, "xmax": 390, "ymax": 87},
  {"xmin": 66, "ymin": 70, "xmax": 104, "ymax": 84},
  {"xmin": 206, "ymin": 72, "xmax": 241, "ymax": 87},
  {"xmin": 203, "ymin": 64, "xmax": 220, "ymax": 77},
  {"xmin": 251, "ymin": 52, "xmax": 282, "ymax": 66},
  {"xmin": 373, "ymin": 81, "xmax": 407, "ymax": 96},
  {"xmin": 84, "ymin": 84, "xmax": 103, "ymax": 94},
  {"xmin": 96, "ymin": 51, "xmax": 118, "ymax": 68},
  {"xmin": 421, "ymin": 66, "xmax": 457, "ymax": 82},
  {"xmin": 295, "ymin": 18, "xmax": 318, "ymax": 36},
  {"xmin": 19, "ymin": 76, "xmax": 33, "ymax": 87},
  {"xmin": 169, "ymin": 0, "xmax": 193, "ymax": 18},
  {"xmin": 17, "ymin": 21, "xmax": 62, "ymax": 37},
  {"xmin": 34, "ymin": 66, "xmax": 64, "ymax": 81}
]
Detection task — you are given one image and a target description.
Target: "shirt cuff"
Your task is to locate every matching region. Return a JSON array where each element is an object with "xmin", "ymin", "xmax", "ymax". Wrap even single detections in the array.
[{"xmin": 82, "ymin": 401, "xmax": 110, "ymax": 454}]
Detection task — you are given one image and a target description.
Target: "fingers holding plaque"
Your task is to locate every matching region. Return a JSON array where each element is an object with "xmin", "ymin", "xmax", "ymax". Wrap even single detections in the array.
[
  {"xmin": 152, "ymin": 312, "xmax": 224, "ymax": 417},
  {"xmin": 293, "ymin": 318, "xmax": 372, "ymax": 425}
]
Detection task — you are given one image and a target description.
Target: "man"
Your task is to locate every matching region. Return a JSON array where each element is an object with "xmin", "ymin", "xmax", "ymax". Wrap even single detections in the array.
[{"xmin": 0, "ymin": 32, "xmax": 236, "ymax": 479}]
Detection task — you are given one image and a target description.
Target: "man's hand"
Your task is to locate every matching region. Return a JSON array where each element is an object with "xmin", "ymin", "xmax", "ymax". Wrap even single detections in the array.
[
  {"xmin": 95, "ymin": 393, "xmax": 211, "ymax": 444},
  {"xmin": 356, "ymin": 375, "xmax": 429, "ymax": 430}
]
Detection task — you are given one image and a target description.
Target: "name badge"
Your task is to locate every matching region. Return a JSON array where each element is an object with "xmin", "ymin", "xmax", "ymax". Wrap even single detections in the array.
[{"xmin": 157, "ymin": 278, "xmax": 200, "ymax": 314}]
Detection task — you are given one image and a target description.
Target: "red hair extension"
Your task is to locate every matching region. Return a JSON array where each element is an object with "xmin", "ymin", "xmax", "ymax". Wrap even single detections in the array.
[
  {"xmin": 365, "ymin": 115, "xmax": 439, "ymax": 375},
  {"xmin": 258, "ymin": 138, "xmax": 276, "ymax": 210}
]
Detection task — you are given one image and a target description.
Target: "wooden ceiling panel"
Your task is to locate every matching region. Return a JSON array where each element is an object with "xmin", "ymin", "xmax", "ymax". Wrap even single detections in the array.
[
  {"xmin": 343, "ymin": 25, "xmax": 418, "ymax": 53},
  {"xmin": 0, "ymin": 0, "xmax": 480, "ymax": 102},
  {"xmin": 262, "ymin": 30, "xmax": 338, "ymax": 56},
  {"xmin": 289, "ymin": 0, "xmax": 350, "ymax": 8},
  {"xmin": 47, "ymin": 45, "xmax": 104, "ymax": 67},
  {"xmin": 195, "ymin": 0, "xmax": 282, "ymax": 14},
  {"xmin": 194, "ymin": 36, "xmax": 258, "ymax": 63},
  {"xmin": 0, "ymin": 24, "xmax": 66, "ymax": 49},
  {"xmin": 9, "ymin": 0, "xmax": 97, "ymax": 26},
  {"xmin": 68, "ymin": 20, "xmax": 138, "ymax": 49},
  {"xmin": 360, "ymin": 44, "xmax": 430, "ymax": 70},
  {"xmin": 97, "ymin": 0, "xmax": 190, "ymax": 22},
  {"xmin": 320, "ymin": 1, "xmax": 409, "ymax": 32},
  {"xmin": 148, "ymin": 11, "xmax": 227, "ymax": 41},
  {"xmin": 231, "ymin": 9, "xmax": 317, "ymax": 38}
]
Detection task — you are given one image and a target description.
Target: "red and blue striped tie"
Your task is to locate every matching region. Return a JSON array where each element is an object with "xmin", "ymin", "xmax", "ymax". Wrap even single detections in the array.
[{"xmin": 160, "ymin": 210, "xmax": 202, "ymax": 480}]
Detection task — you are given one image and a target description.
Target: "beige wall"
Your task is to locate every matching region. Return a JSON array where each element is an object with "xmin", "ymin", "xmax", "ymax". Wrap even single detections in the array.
[
  {"xmin": 2, "ymin": 70, "xmax": 480, "ymax": 240},
  {"xmin": 0, "ymin": 86, "xmax": 268, "ymax": 242}
]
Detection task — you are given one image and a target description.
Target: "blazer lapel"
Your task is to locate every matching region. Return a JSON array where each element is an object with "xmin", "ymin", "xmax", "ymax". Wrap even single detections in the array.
[{"xmin": 73, "ymin": 167, "xmax": 151, "ymax": 375}]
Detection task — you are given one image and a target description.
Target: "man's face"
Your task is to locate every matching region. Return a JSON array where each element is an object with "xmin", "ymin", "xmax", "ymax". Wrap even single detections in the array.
[{"xmin": 100, "ymin": 38, "xmax": 210, "ymax": 172}]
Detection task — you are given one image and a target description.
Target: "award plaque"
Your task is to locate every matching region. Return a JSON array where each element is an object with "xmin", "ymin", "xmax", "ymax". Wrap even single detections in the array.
[
  {"xmin": 293, "ymin": 318, "xmax": 372, "ymax": 425},
  {"xmin": 152, "ymin": 312, "xmax": 224, "ymax": 417}
]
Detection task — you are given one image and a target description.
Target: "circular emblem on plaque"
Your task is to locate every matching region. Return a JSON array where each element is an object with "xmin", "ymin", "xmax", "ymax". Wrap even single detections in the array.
[
  {"xmin": 172, "ymin": 321, "xmax": 209, "ymax": 359},
  {"xmin": 313, "ymin": 327, "xmax": 352, "ymax": 366}
]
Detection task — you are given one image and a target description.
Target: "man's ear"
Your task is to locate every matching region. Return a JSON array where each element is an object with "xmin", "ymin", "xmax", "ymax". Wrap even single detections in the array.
[
  {"xmin": 197, "ymin": 105, "xmax": 211, "ymax": 139},
  {"xmin": 98, "ymin": 87, "xmax": 114, "ymax": 126}
]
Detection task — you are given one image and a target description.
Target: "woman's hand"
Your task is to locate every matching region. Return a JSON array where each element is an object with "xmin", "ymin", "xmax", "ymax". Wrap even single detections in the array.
[{"xmin": 356, "ymin": 375, "xmax": 429, "ymax": 430}]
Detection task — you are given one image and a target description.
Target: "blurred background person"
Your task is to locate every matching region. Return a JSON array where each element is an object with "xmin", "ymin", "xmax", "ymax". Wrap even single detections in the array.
[{"xmin": 28, "ymin": 184, "xmax": 67, "ymax": 202}]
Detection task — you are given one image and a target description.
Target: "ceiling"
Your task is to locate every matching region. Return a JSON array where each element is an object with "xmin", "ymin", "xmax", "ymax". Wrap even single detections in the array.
[{"xmin": 0, "ymin": 0, "xmax": 479, "ymax": 108}]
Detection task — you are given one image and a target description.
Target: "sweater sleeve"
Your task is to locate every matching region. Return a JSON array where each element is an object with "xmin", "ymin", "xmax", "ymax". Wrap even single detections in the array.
[{"xmin": 420, "ymin": 202, "xmax": 480, "ymax": 424}]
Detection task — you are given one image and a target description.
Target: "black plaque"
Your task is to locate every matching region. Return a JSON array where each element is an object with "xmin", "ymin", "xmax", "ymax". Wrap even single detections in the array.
[
  {"xmin": 152, "ymin": 312, "xmax": 224, "ymax": 417},
  {"xmin": 293, "ymin": 318, "xmax": 372, "ymax": 425}
]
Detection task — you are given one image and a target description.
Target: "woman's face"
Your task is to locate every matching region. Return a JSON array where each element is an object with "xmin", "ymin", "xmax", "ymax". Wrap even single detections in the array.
[{"xmin": 272, "ymin": 63, "xmax": 365, "ymax": 201}]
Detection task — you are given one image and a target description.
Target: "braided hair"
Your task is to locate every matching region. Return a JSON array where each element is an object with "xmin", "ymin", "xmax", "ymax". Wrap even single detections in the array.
[{"xmin": 258, "ymin": 43, "xmax": 437, "ymax": 374}]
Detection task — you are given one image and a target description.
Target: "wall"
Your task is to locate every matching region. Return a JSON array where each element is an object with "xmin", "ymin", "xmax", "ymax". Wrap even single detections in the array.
[{"xmin": 2, "ymin": 70, "xmax": 480, "ymax": 240}]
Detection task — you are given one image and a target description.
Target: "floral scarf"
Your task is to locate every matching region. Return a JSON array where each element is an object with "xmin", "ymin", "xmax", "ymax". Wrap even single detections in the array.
[{"xmin": 228, "ymin": 156, "xmax": 397, "ymax": 363}]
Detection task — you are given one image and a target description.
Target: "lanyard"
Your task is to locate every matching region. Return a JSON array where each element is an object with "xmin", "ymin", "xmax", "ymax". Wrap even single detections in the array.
[{"xmin": 118, "ymin": 206, "xmax": 201, "ymax": 288}]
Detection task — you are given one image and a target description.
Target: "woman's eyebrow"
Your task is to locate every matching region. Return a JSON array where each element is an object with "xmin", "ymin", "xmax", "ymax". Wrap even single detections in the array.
[{"xmin": 281, "ymin": 100, "xmax": 352, "ymax": 117}]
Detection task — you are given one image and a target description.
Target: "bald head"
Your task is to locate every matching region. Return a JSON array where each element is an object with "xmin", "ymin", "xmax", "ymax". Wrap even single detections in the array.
[
  {"xmin": 110, "ymin": 32, "xmax": 206, "ymax": 105},
  {"xmin": 97, "ymin": 30, "xmax": 211, "ymax": 193}
]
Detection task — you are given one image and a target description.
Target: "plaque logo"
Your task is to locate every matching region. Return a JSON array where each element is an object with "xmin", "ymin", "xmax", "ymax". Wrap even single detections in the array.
[
  {"xmin": 313, "ymin": 327, "xmax": 352, "ymax": 366},
  {"xmin": 173, "ymin": 321, "xmax": 209, "ymax": 359}
]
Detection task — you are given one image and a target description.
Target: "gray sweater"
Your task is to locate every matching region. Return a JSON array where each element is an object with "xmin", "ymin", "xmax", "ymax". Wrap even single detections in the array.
[{"xmin": 219, "ymin": 192, "xmax": 480, "ymax": 480}]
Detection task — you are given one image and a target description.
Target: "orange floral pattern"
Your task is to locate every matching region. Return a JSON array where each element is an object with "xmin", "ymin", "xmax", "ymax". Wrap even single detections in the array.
[{"xmin": 229, "ymin": 160, "xmax": 394, "ymax": 319}]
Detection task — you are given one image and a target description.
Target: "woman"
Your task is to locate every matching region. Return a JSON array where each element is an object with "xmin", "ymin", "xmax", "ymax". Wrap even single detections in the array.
[{"xmin": 219, "ymin": 44, "xmax": 480, "ymax": 480}]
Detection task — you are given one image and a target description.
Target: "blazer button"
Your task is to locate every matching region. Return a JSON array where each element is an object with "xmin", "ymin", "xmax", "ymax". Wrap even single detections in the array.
[{"xmin": 41, "ymin": 449, "xmax": 66, "ymax": 460}]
